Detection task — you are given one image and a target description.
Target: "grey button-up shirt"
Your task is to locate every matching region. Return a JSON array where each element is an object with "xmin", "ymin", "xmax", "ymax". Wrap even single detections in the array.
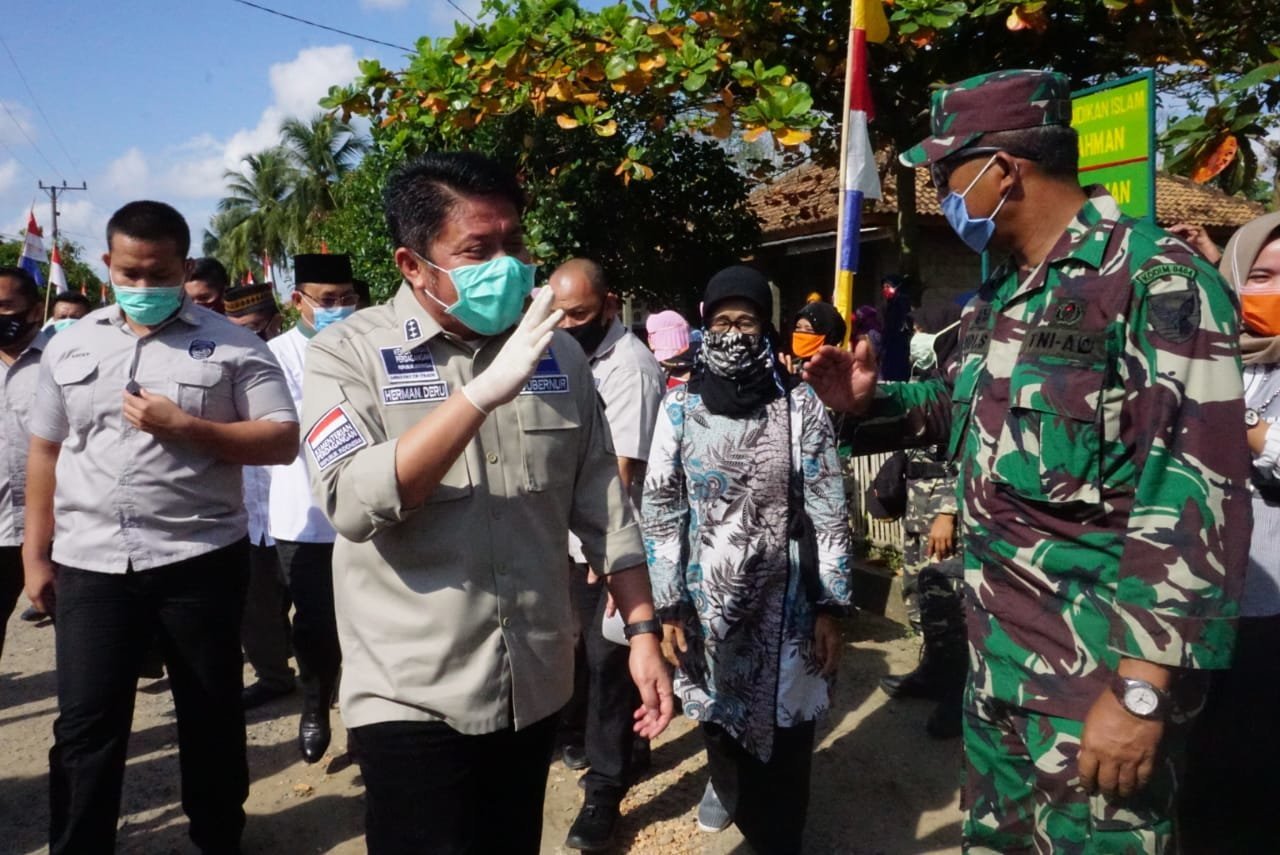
[
  {"xmin": 0, "ymin": 330, "xmax": 50, "ymax": 546},
  {"xmin": 28, "ymin": 300, "xmax": 297, "ymax": 572},
  {"xmin": 303, "ymin": 284, "xmax": 645, "ymax": 733}
]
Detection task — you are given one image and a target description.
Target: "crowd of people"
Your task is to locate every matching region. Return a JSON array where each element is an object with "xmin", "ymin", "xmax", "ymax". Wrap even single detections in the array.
[{"xmin": 0, "ymin": 66, "xmax": 1276, "ymax": 855}]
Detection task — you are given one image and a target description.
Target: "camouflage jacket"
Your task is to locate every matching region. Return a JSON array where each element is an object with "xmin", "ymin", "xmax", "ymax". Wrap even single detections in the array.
[
  {"xmin": 903, "ymin": 446, "xmax": 957, "ymax": 537},
  {"xmin": 866, "ymin": 188, "xmax": 1251, "ymax": 720}
]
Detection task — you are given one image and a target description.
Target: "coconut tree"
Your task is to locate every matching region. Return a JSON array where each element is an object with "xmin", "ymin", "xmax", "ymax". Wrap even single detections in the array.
[
  {"xmin": 280, "ymin": 114, "xmax": 369, "ymax": 234},
  {"xmin": 215, "ymin": 147, "xmax": 300, "ymax": 280}
]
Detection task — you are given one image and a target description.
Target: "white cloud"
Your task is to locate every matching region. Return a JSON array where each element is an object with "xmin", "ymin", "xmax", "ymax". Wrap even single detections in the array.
[
  {"xmin": 0, "ymin": 101, "xmax": 36, "ymax": 146},
  {"xmin": 103, "ymin": 148, "xmax": 149, "ymax": 195},
  {"xmin": 0, "ymin": 160, "xmax": 18, "ymax": 196}
]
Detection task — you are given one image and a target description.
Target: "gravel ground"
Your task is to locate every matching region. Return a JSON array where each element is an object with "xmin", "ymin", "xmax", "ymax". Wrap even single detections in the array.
[{"xmin": 0, "ymin": 610, "xmax": 962, "ymax": 854}]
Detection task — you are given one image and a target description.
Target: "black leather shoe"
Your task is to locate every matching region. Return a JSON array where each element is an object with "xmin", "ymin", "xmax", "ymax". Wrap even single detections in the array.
[
  {"xmin": 19, "ymin": 606, "xmax": 44, "ymax": 622},
  {"xmin": 298, "ymin": 709, "xmax": 331, "ymax": 763},
  {"xmin": 565, "ymin": 802, "xmax": 619, "ymax": 852},
  {"xmin": 242, "ymin": 681, "xmax": 295, "ymax": 710},
  {"xmin": 562, "ymin": 744, "xmax": 590, "ymax": 771}
]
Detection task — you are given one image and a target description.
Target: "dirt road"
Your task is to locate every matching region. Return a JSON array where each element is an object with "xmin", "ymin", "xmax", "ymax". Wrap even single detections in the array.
[{"xmin": 1, "ymin": 610, "xmax": 962, "ymax": 854}]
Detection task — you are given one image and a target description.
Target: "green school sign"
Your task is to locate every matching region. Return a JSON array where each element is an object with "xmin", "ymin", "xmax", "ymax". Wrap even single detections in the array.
[{"xmin": 1072, "ymin": 72, "xmax": 1156, "ymax": 220}]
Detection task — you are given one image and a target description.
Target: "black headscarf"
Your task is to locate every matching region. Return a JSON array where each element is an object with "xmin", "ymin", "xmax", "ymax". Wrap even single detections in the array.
[
  {"xmin": 690, "ymin": 266, "xmax": 785, "ymax": 417},
  {"xmin": 795, "ymin": 301, "xmax": 847, "ymax": 345}
]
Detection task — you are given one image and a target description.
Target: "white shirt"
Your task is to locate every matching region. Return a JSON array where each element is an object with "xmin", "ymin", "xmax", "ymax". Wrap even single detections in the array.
[
  {"xmin": 243, "ymin": 466, "xmax": 274, "ymax": 547},
  {"xmin": 267, "ymin": 327, "xmax": 336, "ymax": 543}
]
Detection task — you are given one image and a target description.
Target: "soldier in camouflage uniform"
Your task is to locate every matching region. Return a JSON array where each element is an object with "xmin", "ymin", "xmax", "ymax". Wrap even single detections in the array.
[
  {"xmin": 805, "ymin": 70, "xmax": 1250, "ymax": 852},
  {"xmin": 879, "ymin": 305, "xmax": 968, "ymax": 739}
]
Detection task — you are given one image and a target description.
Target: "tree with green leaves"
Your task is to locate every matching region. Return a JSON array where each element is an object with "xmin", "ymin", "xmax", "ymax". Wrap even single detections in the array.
[
  {"xmin": 0, "ymin": 236, "xmax": 102, "ymax": 296},
  {"xmin": 321, "ymin": 0, "xmax": 1276, "ymax": 298},
  {"xmin": 280, "ymin": 114, "xmax": 370, "ymax": 234}
]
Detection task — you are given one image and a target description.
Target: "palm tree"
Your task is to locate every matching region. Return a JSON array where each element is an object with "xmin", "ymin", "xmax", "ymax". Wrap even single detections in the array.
[
  {"xmin": 280, "ymin": 114, "xmax": 369, "ymax": 228},
  {"xmin": 215, "ymin": 147, "xmax": 300, "ymax": 279}
]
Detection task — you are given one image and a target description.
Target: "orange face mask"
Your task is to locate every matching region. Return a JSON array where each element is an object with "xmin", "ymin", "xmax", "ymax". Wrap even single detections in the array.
[
  {"xmin": 1242, "ymin": 293, "xmax": 1280, "ymax": 338},
  {"xmin": 791, "ymin": 330, "xmax": 827, "ymax": 359}
]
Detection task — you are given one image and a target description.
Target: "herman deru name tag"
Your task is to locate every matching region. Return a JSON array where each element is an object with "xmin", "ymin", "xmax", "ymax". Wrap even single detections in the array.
[
  {"xmin": 379, "ymin": 345, "xmax": 439, "ymax": 384},
  {"xmin": 306, "ymin": 405, "xmax": 367, "ymax": 470},
  {"xmin": 520, "ymin": 350, "xmax": 570, "ymax": 395},
  {"xmin": 381, "ymin": 381, "xmax": 450, "ymax": 406}
]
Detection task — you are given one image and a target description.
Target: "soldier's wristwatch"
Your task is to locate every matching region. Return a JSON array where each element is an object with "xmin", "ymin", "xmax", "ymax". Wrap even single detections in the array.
[
  {"xmin": 1245, "ymin": 408, "xmax": 1261, "ymax": 427},
  {"xmin": 1112, "ymin": 676, "xmax": 1169, "ymax": 720}
]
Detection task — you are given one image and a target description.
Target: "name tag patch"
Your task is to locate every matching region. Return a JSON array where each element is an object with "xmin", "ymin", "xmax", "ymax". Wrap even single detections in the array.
[
  {"xmin": 379, "ymin": 345, "xmax": 438, "ymax": 384},
  {"xmin": 381, "ymin": 382, "xmax": 449, "ymax": 406},
  {"xmin": 306, "ymin": 405, "xmax": 367, "ymax": 470},
  {"xmin": 520, "ymin": 351, "xmax": 570, "ymax": 396},
  {"xmin": 1021, "ymin": 326, "xmax": 1104, "ymax": 365}
]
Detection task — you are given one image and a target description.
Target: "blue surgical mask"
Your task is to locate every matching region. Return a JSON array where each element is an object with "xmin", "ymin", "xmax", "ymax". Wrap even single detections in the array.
[
  {"xmin": 111, "ymin": 283, "xmax": 184, "ymax": 326},
  {"xmin": 48, "ymin": 318, "xmax": 78, "ymax": 335},
  {"xmin": 940, "ymin": 154, "xmax": 1012, "ymax": 254},
  {"xmin": 310, "ymin": 305, "xmax": 355, "ymax": 332},
  {"xmin": 415, "ymin": 251, "xmax": 535, "ymax": 336}
]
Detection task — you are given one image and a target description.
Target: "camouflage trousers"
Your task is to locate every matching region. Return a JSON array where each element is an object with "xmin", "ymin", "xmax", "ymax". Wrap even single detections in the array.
[{"xmin": 962, "ymin": 690, "xmax": 1177, "ymax": 854}]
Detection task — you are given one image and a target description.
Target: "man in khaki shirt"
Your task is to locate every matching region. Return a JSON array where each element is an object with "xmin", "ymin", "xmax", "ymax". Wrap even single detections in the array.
[{"xmin": 303, "ymin": 152, "xmax": 672, "ymax": 854}]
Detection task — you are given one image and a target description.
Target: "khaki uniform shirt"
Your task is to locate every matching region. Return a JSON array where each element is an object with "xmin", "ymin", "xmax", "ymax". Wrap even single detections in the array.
[
  {"xmin": 28, "ymin": 300, "xmax": 297, "ymax": 572},
  {"xmin": 303, "ymin": 284, "xmax": 644, "ymax": 733},
  {"xmin": 0, "ymin": 330, "xmax": 50, "ymax": 546}
]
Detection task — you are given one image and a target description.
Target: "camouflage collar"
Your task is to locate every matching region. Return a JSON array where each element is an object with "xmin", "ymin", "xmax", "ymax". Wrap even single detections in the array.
[{"xmin": 1049, "ymin": 185, "xmax": 1124, "ymax": 271}]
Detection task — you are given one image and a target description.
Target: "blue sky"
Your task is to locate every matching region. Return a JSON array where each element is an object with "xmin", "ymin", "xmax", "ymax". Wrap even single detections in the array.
[{"xmin": 0, "ymin": 0, "xmax": 489, "ymax": 275}]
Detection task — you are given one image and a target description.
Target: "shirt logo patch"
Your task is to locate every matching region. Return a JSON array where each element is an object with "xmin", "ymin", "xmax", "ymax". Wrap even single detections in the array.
[
  {"xmin": 381, "ymin": 382, "xmax": 450, "ymax": 406},
  {"xmin": 404, "ymin": 318, "xmax": 423, "ymax": 342},
  {"xmin": 1147, "ymin": 289, "xmax": 1201, "ymax": 344},
  {"xmin": 1052, "ymin": 299, "xmax": 1085, "ymax": 327},
  {"xmin": 188, "ymin": 339, "xmax": 216, "ymax": 360},
  {"xmin": 520, "ymin": 350, "xmax": 570, "ymax": 395},
  {"xmin": 379, "ymin": 345, "xmax": 439, "ymax": 384},
  {"xmin": 306, "ymin": 405, "xmax": 368, "ymax": 470},
  {"xmin": 1021, "ymin": 326, "xmax": 1104, "ymax": 366}
]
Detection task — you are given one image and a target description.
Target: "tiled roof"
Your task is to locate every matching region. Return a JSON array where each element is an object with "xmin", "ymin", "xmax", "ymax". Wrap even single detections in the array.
[{"xmin": 750, "ymin": 161, "xmax": 1266, "ymax": 241}]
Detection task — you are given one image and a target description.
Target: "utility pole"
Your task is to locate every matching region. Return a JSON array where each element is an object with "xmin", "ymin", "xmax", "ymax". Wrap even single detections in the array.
[{"xmin": 37, "ymin": 179, "xmax": 87, "ymax": 319}]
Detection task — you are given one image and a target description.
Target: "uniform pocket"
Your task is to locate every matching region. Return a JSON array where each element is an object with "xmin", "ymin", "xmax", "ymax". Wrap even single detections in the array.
[
  {"xmin": 170, "ymin": 361, "xmax": 231, "ymax": 420},
  {"xmin": 52, "ymin": 357, "xmax": 99, "ymax": 432},
  {"xmin": 990, "ymin": 360, "xmax": 1104, "ymax": 505},
  {"xmin": 946, "ymin": 356, "xmax": 982, "ymax": 461},
  {"xmin": 515, "ymin": 393, "xmax": 581, "ymax": 492}
]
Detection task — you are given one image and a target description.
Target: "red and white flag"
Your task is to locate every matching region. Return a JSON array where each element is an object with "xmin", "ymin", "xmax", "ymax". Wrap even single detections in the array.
[{"xmin": 48, "ymin": 245, "xmax": 69, "ymax": 294}]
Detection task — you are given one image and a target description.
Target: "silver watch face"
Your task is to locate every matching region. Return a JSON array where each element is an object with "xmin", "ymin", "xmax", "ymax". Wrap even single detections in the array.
[
  {"xmin": 1124, "ymin": 684, "xmax": 1160, "ymax": 717},
  {"xmin": 1246, "ymin": 408, "xmax": 1260, "ymax": 427}
]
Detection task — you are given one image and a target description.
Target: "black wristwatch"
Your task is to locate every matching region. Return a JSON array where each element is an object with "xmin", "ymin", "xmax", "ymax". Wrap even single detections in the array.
[{"xmin": 622, "ymin": 618, "xmax": 663, "ymax": 640}]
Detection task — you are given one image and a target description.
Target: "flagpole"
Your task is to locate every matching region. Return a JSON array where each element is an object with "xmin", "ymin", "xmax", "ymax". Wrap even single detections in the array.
[{"xmin": 832, "ymin": 17, "xmax": 857, "ymax": 347}]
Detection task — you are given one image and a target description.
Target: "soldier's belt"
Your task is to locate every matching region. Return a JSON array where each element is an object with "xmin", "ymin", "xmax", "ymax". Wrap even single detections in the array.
[{"xmin": 906, "ymin": 461, "xmax": 951, "ymax": 479}]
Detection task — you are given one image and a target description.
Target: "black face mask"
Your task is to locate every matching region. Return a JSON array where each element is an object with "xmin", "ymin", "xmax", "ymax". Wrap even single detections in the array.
[
  {"xmin": 0, "ymin": 313, "xmax": 35, "ymax": 348},
  {"xmin": 565, "ymin": 315, "xmax": 609, "ymax": 355}
]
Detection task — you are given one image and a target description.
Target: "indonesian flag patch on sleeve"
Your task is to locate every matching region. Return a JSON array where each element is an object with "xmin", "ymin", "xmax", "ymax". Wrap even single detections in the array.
[{"xmin": 306, "ymin": 405, "xmax": 368, "ymax": 470}]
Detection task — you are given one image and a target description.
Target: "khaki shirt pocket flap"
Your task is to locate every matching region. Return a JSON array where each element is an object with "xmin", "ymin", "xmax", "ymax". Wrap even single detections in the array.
[{"xmin": 515, "ymin": 393, "xmax": 581, "ymax": 492}]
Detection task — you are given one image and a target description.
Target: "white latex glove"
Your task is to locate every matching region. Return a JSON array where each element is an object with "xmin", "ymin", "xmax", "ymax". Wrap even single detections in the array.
[{"xmin": 461, "ymin": 287, "xmax": 564, "ymax": 414}]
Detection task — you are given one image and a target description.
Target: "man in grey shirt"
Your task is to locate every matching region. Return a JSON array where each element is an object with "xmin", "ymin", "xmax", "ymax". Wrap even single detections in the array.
[{"xmin": 23, "ymin": 201, "xmax": 299, "ymax": 855}]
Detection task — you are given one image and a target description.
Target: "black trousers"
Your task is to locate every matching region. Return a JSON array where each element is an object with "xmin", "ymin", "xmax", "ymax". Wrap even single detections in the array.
[
  {"xmin": 275, "ymin": 540, "xmax": 340, "ymax": 700},
  {"xmin": 702, "ymin": 720, "xmax": 816, "ymax": 855},
  {"xmin": 239, "ymin": 541, "xmax": 294, "ymax": 690},
  {"xmin": 353, "ymin": 713, "xmax": 559, "ymax": 855},
  {"xmin": 1, "ymin": 544, "xmax": 25, "ymax": 664},
  {"xmin": 560, "ymin": 561, "xmax": 639, "ymax": 805},
  {"xmin": 49, "ymin": 540, "xmax": 250, "ymax": 855},
  {"xmin": 1180, "ymin": 613, "xmax": 1280, "ymax": 854}
]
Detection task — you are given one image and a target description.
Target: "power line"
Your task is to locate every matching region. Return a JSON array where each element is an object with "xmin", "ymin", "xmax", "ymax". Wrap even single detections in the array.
[
  {"xmin": 0, "ymin": 98, "xmax": 65, "ymax": 180},
  {"xmin": 228, "ymin": 0, "xmax": 414, "ymax": 52},
  {"xmin": 446, "ymin": 0, "xmax": 479, "ymax": 25},
  {"xmin": 0, "ymin": 37, "xmax": 80, "ymax": 171}
]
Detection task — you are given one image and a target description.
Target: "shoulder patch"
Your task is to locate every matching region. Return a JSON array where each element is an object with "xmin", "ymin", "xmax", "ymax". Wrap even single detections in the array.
[
  {"xmin": 306, "ymin": 405, "xmax": 368, "ymax": 470},
  {"xmin": 1147, "ymin": 289, "xmax": 1201, "ymax": 344},
  {"xmin": 1135, "ymin": 263, "xmax": 1197, "ymax": 287}
]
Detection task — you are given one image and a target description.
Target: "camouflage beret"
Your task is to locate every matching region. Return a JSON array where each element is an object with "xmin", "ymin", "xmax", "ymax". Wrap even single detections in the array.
[{"xmin": 899, "ymin": 69, "xmax": 1073, "ymax": 168}]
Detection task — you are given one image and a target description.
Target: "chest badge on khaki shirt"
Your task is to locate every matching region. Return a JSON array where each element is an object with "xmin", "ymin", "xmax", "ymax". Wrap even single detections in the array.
[{"xmin": 521, "ymin": 350, "xmax": 570, "ymax": 395}]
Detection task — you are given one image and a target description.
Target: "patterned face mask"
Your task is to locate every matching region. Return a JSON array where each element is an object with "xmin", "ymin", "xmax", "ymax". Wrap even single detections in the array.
[{"xmin": 700, "ymin": 329, "xmax": 771, "ymax": 380}]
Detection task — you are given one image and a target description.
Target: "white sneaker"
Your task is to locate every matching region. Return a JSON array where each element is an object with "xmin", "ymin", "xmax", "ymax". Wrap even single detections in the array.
[{"xmin": 696, "ymin": 780, "xmax": 731, "ymax": 833}]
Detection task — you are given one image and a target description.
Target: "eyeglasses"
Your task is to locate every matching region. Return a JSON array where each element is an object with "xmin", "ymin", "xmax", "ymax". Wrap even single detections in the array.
[
  {"xmin": 707, "ymin": 315, "xmax": 763, "ymax": 335},
  {"xmin": 298, "ymin": 289, "xmax": 358, "ymax": 310}
]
